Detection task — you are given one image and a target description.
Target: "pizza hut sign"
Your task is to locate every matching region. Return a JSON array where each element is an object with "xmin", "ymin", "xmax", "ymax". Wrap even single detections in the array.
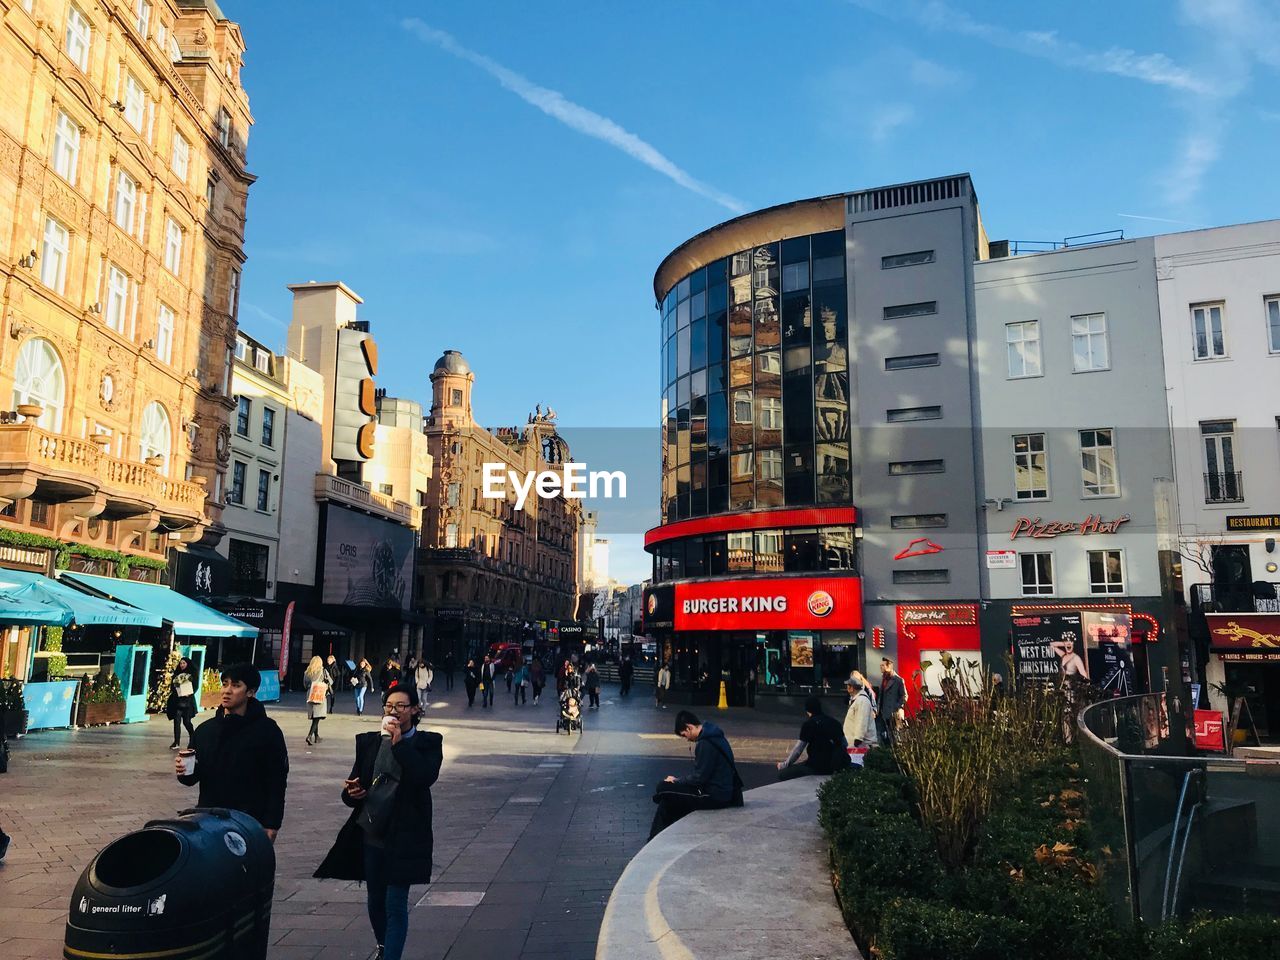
[{"xmin": 1011, "ymin": 514, "xmax": 1131, "ymax": 540}]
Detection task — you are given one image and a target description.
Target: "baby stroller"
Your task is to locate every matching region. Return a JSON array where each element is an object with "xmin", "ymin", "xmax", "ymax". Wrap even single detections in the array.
[{"xmin": 557, "ymin": 686, "xmax": 583, "ymax": 735}]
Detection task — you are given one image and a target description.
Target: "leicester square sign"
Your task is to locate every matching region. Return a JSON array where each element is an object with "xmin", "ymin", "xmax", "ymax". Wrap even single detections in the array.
[
  {"xmin": 674, "ymin": 577, "xmax": 863, "ymax": 631},
  {"xmin": 1010, "ymin": 514, "xmax": 1131, "ymax": 540}
]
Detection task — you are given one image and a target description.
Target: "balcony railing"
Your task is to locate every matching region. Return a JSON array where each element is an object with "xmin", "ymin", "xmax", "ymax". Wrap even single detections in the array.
[
  {"xmin": 0, "ymin": 422, "xmax": 205, "ymax": 520},
  {"xmin": 314, "ymin": 473, "xmax": 418, "ymax": 527},
  {"xmin": 1204, "ymin": 470, "xmax": 1244, "ymax": 504}
]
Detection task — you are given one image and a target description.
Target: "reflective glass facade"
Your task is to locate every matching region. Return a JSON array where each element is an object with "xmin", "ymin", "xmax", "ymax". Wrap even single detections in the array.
[{"xmin": 660, "ymin": 230, "xmax": 850, "ymax": 522}]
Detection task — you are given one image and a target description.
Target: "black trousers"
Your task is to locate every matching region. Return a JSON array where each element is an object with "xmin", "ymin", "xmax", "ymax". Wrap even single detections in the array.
[
  {"xmin": 777, "ymin": 762, "xmax": 823, "ymax": 781},
  {"xmin": 649, "ymin": 784, "xmax": 727, "ymax": 840},
  {"xmin": 171, "ymin": 715, "xmax": 194, "ymax": 745},
  {"xmin": 588, "ymin": 690, "xmax": 600, "ymax": 708}
]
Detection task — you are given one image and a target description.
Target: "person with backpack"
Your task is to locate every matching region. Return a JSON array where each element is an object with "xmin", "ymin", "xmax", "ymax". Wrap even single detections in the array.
[
  {"xmin": 776, "ymin": 697, "xmax": 850, "ymax": 780},
  {"xmin": 649, "ymin": 710, "xmax": 742, "ymax": 840}
]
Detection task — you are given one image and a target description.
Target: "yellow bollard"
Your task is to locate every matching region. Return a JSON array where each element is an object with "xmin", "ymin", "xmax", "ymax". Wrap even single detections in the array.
[{"xmin": 718, "ymin": 680, "xmax": 728, "ymax": 710}]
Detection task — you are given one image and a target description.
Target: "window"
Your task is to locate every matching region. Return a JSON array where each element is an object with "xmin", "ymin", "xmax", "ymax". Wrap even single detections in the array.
[
  {"xmin": 256, "ymin": 470, "xmax": 271, "ymax": 511},
  {"xmin": 889, "ymin": 459, "xmax": 945, "ymax": 475},
  {"xmin": 445, "ymin": 523, "xmax": 458, "ymax": 548},
  {"xmin": 884, "ymin": 301, "xmax": 937, "ymax": 320},
  {"xmin": 1013, "ymin": 433, "xmax": 1049, "ymax": 500},
  {"xmin": 123, "ymin": 73, "xmax": 145, "ymax": 131},
  {"xmin": 52, "ymin": 111, "xmax": 80, "ymax": 185},
  {"xmin": 1088, "ymin": 550, "xmax": 1125, "ymax": 595},
  {"xmin": 228, "ymin": 268, "xmax": 240, "ymax": 318},
  {"xmin": 253, "ymin": 349, "xmax": 270, "ymax": 374},
  {"xmin": 156, "ymin": 20, "xmax": 167, "ymax": 51},
  {"xmin": 1020, "ymin": 553, "xmax": 1054, "ymax": 596},
  {"xmin": 1201, "ymin": 420, "xmax": 1241, "ymax": 503},
  {"xmin": 167, "ymin": 33, "xmax": 181, "ymax": 62},
  {"xmin": 1266, "ymin": 296, "xmax": 1280, "ymax": 354},
  {"xmin": 113, "ymin": 170, "xmax": 137, "ymax": 232},
  {"xmin": 104, "ymin": 264, "xmax": 130, "ymax": 334},
  {"xmin": 235, "ymin": 395, "xmax": 251, "ymax": 436},
  {"xmin": 1071, "ymin": 313, "xmax": 1109, "ymax": 371},
  {"xmin": 139, "ymin": 402, "xmax": 171, "ymax": 474},
  {"xmin": 234, "ymin": 337, "xmax": 248, "ymax": 361},
  {"xmin": 891, "ymin": 514, "xmax": 947, "ymax": 529},
  {"xmin": 885, "ymin": 353, "xmax": 939, "ymax": 370},
  {"xmin": 261, "ymin": 407, "xmax": 275, "ymax": 447},
  {"xmin": 163, "ymin": 217, "xmax": 182, "ymax": 273},
  {"xmin": 171, "ymin": 133, "xmax": 189, "ymax": 179},
  {"xmin": 229, "ymin": 461, "xmax": 246, "ymax": 505},
  {"xmin": 882, "ymin": 250, "xmax": 935, "ymax": 269},
  {"xmin": 217, "ymin": 107, "xmax": 231, "ymax": 148},
  {"xmin": 450, "ymin": 388, "xmax": 463, "ymax": 406},
  {"xmin": 228, "ymin": 538, "xmax": 269, "ymax": 596},
  {"xmin": 156, "ymin": 304, "xmax": 174, "ymax": 364},
  {"xmin": 893, "ymin": 569, "xmax": 949, "ymax": 584},
  {"xmin": 781, "ymin": 261, "xmax": 809, "ymax": 293},
  {"xmin": 447, "ymin": 482, "xmax": 460, "ymax": 507},
  {"xmin": 40, "ymin": 218, "xmax": 69, "ymax": 294},
  {"xmin": 733, "ymin": 390, "xmax": 752, "ymax": 423},
  {"xmin": 12, "ymin": 338, "xmax": 66, "ymax": 431},
  {"xmin": 1006, "ymin": 320, "xmax": 1042, "ymax": 378},
  {"xmin": 66, "ymin": 5, "xmax": 91, "ymax": 71},
  {"xmin": 134, "ymin": 0, "xmax": 151, "ymax": 36},
  {"xmin": 1191, "ymin": 302, "xmax": 1226, "ymax": 359},
  {"xmin": 29, "ymin": 500, "xmax": 52, "ymax": 529},
  {"xmin": 1079, "ymin": 428, "xmax": 1119, "ymax": 497},
  {"xmin": 760, "ymin": 396, "xmax": 782, "ymax": 430},
  {"xmin": 887, "ymin": 405, "xmax": 942, "ymax": 422},
  {"xmin": 378, "ymin": 483, "xmax": 394, "ymax": 497}
]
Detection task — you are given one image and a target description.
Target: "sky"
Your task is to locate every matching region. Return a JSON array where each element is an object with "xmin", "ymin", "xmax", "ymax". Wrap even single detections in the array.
[{"xmin": 228, "ymin": 0, "xmax": 1280, "ymax": 586}]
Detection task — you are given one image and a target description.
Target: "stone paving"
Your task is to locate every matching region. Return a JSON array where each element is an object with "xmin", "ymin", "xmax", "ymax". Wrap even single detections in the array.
[{"xmin": 0, "ymin": 679, "xmax": 799, "ymax": 960}]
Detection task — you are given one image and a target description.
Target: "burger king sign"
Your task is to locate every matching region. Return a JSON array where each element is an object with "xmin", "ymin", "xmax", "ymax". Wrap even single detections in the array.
[{"xmin": 673, "ymin": 577, "xmax": 861, "ymax": 631}]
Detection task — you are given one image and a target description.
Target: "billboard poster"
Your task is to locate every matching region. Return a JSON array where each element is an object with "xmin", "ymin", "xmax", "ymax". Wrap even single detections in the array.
[
  {"xmin": 789, "ymin": 633, "xmax": 814, "ymax": 668},
  {"xmin": 1193, "ymin": 709, "xmax": 1226, "ymax": 752},
  {"xmin": 1011, "ymin": 612, "xmax": 1085, "ymax": 682},
  {"xmin": 322, "ymin": 507, "xmax": 413, "ymax": 609},
  {"xmin": 1082, "ymin": 611, "xmax": 1135, "ymax": 697}
]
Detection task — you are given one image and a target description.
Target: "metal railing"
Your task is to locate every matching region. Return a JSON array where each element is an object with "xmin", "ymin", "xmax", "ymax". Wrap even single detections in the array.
[
  {"xmin": 1204, "ymin": 470, "xmax": 1244, "ymax": 504},
  {"xmin": 1078, "ymin": 695, "xmax": 1280, "ymax": 924},
  {"xmin": 314, "ymin": 473, "xmax": 418, "ymax": 526}
]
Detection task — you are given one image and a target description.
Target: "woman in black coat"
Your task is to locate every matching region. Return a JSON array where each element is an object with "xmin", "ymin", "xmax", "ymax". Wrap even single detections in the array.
[
  {"xmin": 316, "ymin": 686, "xmax": 442, "ymax": 960},
  {"xmin": 463, "ymin": 657, "xmax": 480, "ymax": 708},
  {"xmin": 166, "ymin": 657, "xmax": 197, "ymax": 750}
]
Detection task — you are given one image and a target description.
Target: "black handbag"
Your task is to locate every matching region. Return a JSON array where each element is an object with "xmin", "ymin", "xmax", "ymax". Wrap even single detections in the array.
[{"xmin": 357, "ymin": 772, "xmax": 399, "ymax": 841}]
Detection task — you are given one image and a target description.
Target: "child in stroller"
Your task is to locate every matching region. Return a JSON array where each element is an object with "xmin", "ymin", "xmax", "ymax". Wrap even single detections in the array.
[{"xmin": 557, "ymin": 663, "xmax": 583, "ymax": 734}]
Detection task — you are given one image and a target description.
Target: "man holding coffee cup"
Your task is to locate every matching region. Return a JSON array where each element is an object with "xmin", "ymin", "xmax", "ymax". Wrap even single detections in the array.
[{"xmin": 174, "ymin": 663, "xmax": 290, "ymax": 842}]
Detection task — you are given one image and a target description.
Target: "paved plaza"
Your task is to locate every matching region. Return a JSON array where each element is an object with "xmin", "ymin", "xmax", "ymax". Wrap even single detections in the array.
[{"xmin": 0, "ymin": 681, "xmax": 799, "ymax": 960}]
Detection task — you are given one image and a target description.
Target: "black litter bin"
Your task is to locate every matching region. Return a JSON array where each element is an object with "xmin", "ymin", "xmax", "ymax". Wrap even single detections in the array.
[{"xmin": 64, "ymin": 807, "xmax": 275, "ymax": 960}]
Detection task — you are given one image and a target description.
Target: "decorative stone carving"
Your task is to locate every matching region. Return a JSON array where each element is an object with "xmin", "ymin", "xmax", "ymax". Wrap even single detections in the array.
[
  {"xmin": 215, "ymin": 423, "xmax": 231, "ymax": 464},
  {"xmin": 194, "ymin": 27, "xmax": 208, "ymax": 45},
  {"xmin": 44, "ymin": 177, "xmax": 88, "ymax": 228},
  {"xmin": 107, "ymin": 228, "xmax": 146, "ymax": 277},
  {"xmin": 0, "ymin": 131, "xmax": 21, "ymax": 177}
]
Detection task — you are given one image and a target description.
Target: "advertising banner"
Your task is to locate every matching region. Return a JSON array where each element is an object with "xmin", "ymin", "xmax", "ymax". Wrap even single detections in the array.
[
  {"xmin": 789, "ymin": 633, "xmax": 814, "ymax": 667},
  {"xmin": 673, "ymin": 577, "xmax": 862, "ymax": 631},
  {"xmin": 1011, "ymin": 612, "xmax": 1085, "ymax": 682},
  {"xmin": 1083, "ymin": 611, "xmax": 1135, "ymax": 697},
  {"xmin": 1206, "ymin": 614, "xmax": 1280, "ymax": 662},
  {"xmin": 321, "ymin": 506, "xmax": 413, "ymax": 609},
  {"xmin": 1193, "ymin": 709, "xmax": 1226, "ymax": 752}
]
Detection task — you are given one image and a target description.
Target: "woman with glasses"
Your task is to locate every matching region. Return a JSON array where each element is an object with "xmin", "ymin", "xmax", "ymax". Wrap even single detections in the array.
[{"xmin": 315, "ymin": 685, "xmax": 444, "ymax": 960}]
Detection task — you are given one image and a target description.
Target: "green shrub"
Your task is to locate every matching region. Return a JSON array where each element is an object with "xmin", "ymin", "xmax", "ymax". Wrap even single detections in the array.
[
  {"xmin": 874, "ymin": 897, "xmax": 1031, "ymax": 960},
  {"xmin": 863, "ymin": 746, "xmax": 901, "ymax": 774},
  {"xmin": 1151, "ymin": 913, "xmax": 1280, "ymax": 960}
]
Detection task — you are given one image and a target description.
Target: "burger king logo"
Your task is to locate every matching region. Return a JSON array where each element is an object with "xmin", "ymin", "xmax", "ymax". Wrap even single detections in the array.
[
  {"xmin": 646, "ymin": 593, "xmax": 657, "ymax": 615},
  {"xmin": 807, "ymin": 590, "xmax": 834, "ymax": 618}
]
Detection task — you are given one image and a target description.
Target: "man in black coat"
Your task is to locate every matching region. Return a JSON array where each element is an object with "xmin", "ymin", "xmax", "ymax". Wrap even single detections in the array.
[
  {"xmin": 878, "ymin": 657, "xmax": 907, "ymax": 746},
  {"xmin": 619, "ymin": 657, "xmax": 633, "ymax": 697},
  {"xmin": 316, "ymin": 686, "xmax": 443, "ymax": 960},
  {"xmin": 174, "ymin": 663, "xmax": 289, "ymax": 841},
  {"xmin": 776, "ymin": 697, "xmax": 850, "ymax": 780}
]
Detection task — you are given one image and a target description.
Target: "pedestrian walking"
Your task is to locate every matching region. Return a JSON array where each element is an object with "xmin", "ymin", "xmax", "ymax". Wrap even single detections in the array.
[
  {"xmin": 649, "ymin": 711, "xmax": 743, "ymax": 840},
  {"xmin": 776, "ymin": 697, "xmax": 850, "ymax": 780},
  {"xmin": 379, "ymin": 656, "xmax": 402, "ymax": 696},
  {"xmin": 619, "ymin": 657, "xmax": 633, "ymax": 697},
  {"xmin": 324, "ymin": 654, "xmax": 343, "ymax": 714},
  {"xmin": 530, "ymin": 658, "xmax": 546, "ymax": 704},
  {"xmin": 1, "ymin": 730, "xmax": 12, "ymax": 861},
  {"xmin": 305, "ymin": 656, "xmax": 331, "ymax": 746},
  {"xmin": 656, "ymin": 662, "xmax": 671, "ymax": 708},
  {"xmin": 504, "ymin": 662, "xmax": 514, "ymax": 694},
  {"xmin": 442, "ymin": 651, "xmax": 455, "ymax": 690},
  {"xmin": 844, "ymin": 673, "xmax": 878, "ymax": 764},
  {"xmin": 353, "ymin": 658, "xmax": 374, "ymax": 715},
  {"xmin": 166, "ymin": 656, "xmax": 197, "ymax": 750},
  {"xmin": 878, "ymin": 658, "xmax": 907, "ymax": 746},
  {"xmin": 316, "ymin": 686, "xmax": 443, "ymax": 960},
  {"xmin": 584, "ymin": 663, "xmax": 601, "ymax": 709},
  {"xmin": 415, "ymin": 660, "xmax": 433, "ymax": 707},
  {"xmin": 463, "ymin": 657, "xmax": 480, "ymax": 707},
  {"xmin": 481, "ymin": 656, "xmax": 498, "ymax": 708},
  {"xmin": 174, "ymin": 663, "xmax": 289, "ymax": 842},
  {"xmin": 513, "ymin": 660, "xmax": 528, "ymax": 706}
]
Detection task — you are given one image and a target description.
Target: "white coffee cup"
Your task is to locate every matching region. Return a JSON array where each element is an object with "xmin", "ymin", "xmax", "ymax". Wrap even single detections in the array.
[
  {"xmin": 380, "ymin": 715, "xmax": 397, "ymax": 738},
  {"xmin": 178, "ymin": 749, "xmax": 196, "ymax": 776}
]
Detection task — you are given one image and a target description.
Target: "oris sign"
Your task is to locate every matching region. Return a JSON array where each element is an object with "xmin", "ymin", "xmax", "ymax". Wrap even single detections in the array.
[{"xmin": 674, "ymin": 578, "xmax": 861, "ymax": 631}]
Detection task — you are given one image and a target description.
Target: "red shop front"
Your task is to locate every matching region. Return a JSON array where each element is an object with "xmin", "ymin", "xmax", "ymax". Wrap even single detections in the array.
[{"xmin": 894, "ymin": 604, "xmax": 980, "ymax": 711}]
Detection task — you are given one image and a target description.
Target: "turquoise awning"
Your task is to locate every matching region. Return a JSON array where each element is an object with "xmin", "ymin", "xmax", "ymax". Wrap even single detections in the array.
[
  {"xmin": 61, "ymin": 573, "xmax": 258, "ymax": 638},
  {"xmin": 0, "ymin": 570, "xmax": 162, "ymax": 627},
  {"xmin": 0, "ymin": 587, "xmax": 73, "ymax": 626}
]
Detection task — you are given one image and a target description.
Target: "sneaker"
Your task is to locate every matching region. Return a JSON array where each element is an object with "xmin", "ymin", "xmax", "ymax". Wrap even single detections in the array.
[
  {"xmin": 0, "ymin": 832, "xmax": 10, "ymax": 862},
  {"xmin": 373, "ymin": 946, "xmax": 384, "ymax": 960}
]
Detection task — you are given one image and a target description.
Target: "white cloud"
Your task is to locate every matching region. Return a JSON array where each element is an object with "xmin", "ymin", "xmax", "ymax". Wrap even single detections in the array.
[
  {"xmin": 402, "ymin": 19, "xmax": 746, "ymax": 214},
  {"xmin": 906, "ymin": 55, "xmax": 966, "ymax": 88},
  {"xmin": 870, "ymin": 104, "xmax": 916, "ymax": 145}
]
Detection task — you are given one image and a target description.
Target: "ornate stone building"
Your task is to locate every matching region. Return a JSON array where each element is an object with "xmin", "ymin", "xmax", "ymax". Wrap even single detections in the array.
[
  {"xmin": 0, "ymin": 0, "xmax": 253, "ymax": 571},
  {"xmin": 421, "ymin": 351, "xmax": 581, "ymax": 658}
]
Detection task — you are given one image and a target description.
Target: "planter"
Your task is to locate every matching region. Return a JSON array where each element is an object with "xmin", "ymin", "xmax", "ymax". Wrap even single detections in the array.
[
  {"xmin": 1, "ymin": 708, "xmax": 29, "ymax": 738},
  {"xmin": 77, "ymin": 701, "xmax": 125, "ymax": 727},
  {"xmin": 200, "ymin": 688, "xmax": 222, "ymax": 709}
]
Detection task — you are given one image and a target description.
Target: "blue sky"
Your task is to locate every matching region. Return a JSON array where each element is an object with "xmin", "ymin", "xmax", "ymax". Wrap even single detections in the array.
[{"xmin": 229, "ymin": 0, "xmax": 1280, "ymax": 585}]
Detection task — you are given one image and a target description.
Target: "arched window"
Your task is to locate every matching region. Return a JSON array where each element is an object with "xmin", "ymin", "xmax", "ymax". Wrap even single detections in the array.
[
  {"xmin": 12, "ymin": 338, "xmax": 66, "ymax": 432},
  {"xmin": 139, "ymin": 402, "xmax": 172, "ymax": 475}
]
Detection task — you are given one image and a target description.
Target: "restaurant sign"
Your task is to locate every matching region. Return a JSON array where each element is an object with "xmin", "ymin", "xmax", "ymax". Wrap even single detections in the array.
[
  {"xmin": 1011, "ymin": 515, "xmax": 1130, "ymax": 540},
  {"xmin": 674, "ymin": 577, "xmax": 862, "ymax": 631},
  {"xmin": 1206, "ymin": 613, "xmax": 1280, "ymax": 662},
  {"xmin": 1225, "ymin": 514, "xmax": 1280, "ymax": 531}
]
